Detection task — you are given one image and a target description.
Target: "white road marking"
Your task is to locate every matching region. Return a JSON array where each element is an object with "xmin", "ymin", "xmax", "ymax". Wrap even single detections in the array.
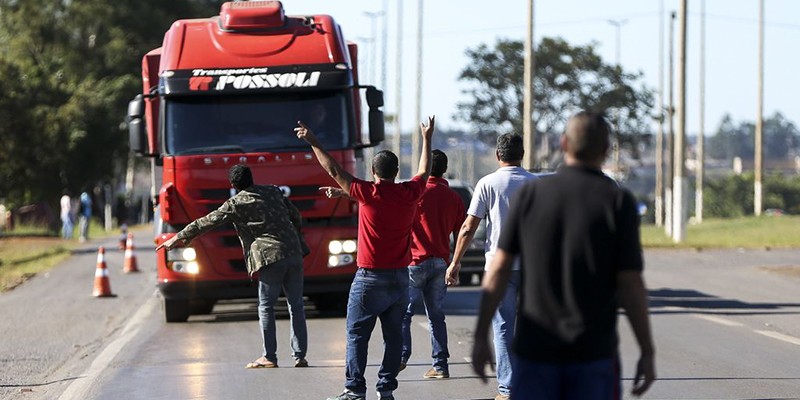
[
  {"xmin": 754, "ymin": 330, "xmax": 800, "ymax": 347},
  {"xmin": 58, "ymin": 293, "xmax": 159, "ymax": 400},
  {"xmin": 417, "ymin": 322, "xmax": 430, "ymax": 332},
  {"xmin": 695, "ymin": 314, "xmax": 744, "ymax": 327}
]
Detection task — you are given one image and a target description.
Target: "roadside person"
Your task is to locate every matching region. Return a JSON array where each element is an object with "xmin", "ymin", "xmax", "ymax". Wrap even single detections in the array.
[
  {"xmin": 78, "ymin": 190, "xmax": 92, "ymax": 242},
  {"xmin": 471, "ymin": 111, "xmax": 656, "ymax": 399},
  {"xmin": 400, "ymin": 149, "xmax": 465, "ymax": 379},
  {"xmin": 60, "ymin": 190, "xmax": 73, "ymax": 240},
  {"xmin": 447, "ymin": 133, "xmax": 536, "ymax": 400},
  {"xmin": 296, "ymin": 116, "xmax": 435, "ymax": 400},
  {"xmin": 156, "ymin": 164, "xmax": 309, "ymax": 369}
]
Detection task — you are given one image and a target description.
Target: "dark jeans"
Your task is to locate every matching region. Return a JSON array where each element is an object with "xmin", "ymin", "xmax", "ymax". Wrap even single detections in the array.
[
  {"xmin": 344, "ymin": 267, "xmax": 409, "ymax": 397},
  {"xmin": 258, "ymin": 254, "xmax": 307, "ymax": 363},
  {"xmin": 401, "ymin": 257, "xmax": 449, "ymax": 371},
  {"xmin": 511, "ymin": 356, "xmax": 620, "ymax": 400}
]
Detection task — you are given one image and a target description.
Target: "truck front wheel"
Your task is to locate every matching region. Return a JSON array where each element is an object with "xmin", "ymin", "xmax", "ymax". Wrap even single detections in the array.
[{"xmin": 164, "ymin": 299, "xmax": 190, "ymax": 322}]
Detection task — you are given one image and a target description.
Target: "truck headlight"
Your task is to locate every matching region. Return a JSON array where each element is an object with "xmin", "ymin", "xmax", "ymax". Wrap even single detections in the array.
[
  {"xmin": 167, "ymin": 247, "xmax": 199, "ymax": 274},
  {"xmin": 328, "ymin": 239, "xmax": 356, "ymax": 267}
]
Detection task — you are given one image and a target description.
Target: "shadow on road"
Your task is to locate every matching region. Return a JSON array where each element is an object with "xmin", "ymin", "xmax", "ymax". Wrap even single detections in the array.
[{"xmin": 649, "ymin": 288, "xmax": 800, "ymax": 315}]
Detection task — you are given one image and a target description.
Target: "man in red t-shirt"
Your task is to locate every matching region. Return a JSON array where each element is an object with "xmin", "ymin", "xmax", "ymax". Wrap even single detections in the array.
[
  {"xmin": 295, "ymin": 116, "xmax": 435, "ymax": 400},
  {"xmin": 400, "ymin": 150, "xmax": 465, "ymax": 379}
]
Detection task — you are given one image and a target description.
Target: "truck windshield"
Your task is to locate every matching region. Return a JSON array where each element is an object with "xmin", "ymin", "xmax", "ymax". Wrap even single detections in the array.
[{"xmin": 165, "ymin": 91, "xmax": 352, "ymax": 155}]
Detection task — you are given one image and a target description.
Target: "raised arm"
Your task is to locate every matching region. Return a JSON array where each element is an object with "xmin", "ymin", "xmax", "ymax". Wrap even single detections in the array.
[
  {"xmin": 446, "ymin": 215, "xmax": 481, "ymax": 286},
  {"xmin": 295, "ymin": 121, "xmax": 354, "ymax": 193},
  {"xmin": 618, "ymin": 270, "xmax": 656, "ymax": 396},
  {"xmin": 414, "ymin": 116, "xmax": 435, "ymax": 180}
]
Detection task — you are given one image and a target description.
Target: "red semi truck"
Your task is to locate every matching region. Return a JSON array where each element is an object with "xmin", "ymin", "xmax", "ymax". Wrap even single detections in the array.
[{"xmin": 126, "ymin": 1, "xmax": 384, "ymax": 322}]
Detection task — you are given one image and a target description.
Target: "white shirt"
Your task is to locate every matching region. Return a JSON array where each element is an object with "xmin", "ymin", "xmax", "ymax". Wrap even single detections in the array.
[
  {"xmin": 467, "ymin": 166, "xmax": 537, "ymax": 271},
  {"xmin": 60, "ymin": 195, "xmax": 72, "ymax": 219}
]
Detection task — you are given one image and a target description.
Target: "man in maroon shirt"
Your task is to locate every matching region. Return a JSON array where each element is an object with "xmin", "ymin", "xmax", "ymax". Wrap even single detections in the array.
[
  {"xmin": 295, "ymin": 116, "xmax": 435, "ymax": 400},
  {"xmin": 400, "ymin": 149, "xmax": 465, "ymax": 379}
]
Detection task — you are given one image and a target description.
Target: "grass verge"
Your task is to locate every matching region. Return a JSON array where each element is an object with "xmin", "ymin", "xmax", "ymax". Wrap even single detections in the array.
[
  {"xmin": 0, "ymin": 222, "xmax": 149, "ymax": 292},
  {"xmin": 641, "ymin": 215, "xmax": 800, "ymax": 249}
]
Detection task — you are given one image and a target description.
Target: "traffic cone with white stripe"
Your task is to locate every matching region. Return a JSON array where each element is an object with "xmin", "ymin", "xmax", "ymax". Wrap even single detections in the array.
[
  {"xmin": 123, "ymin": 233, "xmax": 139, "ymax": 273},
  {"xmin": 93, "ymin": 247, "xmax": 115, "ymax": 297}
]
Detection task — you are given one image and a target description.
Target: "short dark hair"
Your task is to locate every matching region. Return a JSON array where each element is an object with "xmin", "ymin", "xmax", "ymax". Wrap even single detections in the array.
[
  {"xmin": 564, "ymin": 111, "xmax": 611, "ymax": 163},
  {"xmin": 229, "ymin": 164, "xmax": 254, "ymax": 190},
  {"xmin": 431, "ymin": 149, "xmax": 448, "ymax": 177},
  {"xmin": 496, "ymin": 133, "xmax": 524, "ymax": 162},
  {"xmin": 372, "ymin": 150, "xmax": 399, "ymax": 179}
]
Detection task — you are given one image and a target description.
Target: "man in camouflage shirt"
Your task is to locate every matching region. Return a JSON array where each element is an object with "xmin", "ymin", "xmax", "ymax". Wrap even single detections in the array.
[{"xmin": 157, "ymin": 164, "xmax": 309, "ymax": 369}]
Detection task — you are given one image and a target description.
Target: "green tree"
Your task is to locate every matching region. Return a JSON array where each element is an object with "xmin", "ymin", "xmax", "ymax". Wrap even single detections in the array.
[
  {"xmin": 0, "ymin": 0, "xmax": 224, "ymax": 209},
  {"xmin": 708, "ymin": 112, "xmax": 799, "ymax": 161},
  {"xmin": 455, "ymin": 37, "xmax": 654, "ymax": 164}
]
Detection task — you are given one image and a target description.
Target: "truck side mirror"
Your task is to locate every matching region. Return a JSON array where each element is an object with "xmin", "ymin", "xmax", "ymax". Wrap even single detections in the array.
[
  {"xmin": 366, "ymin": 87, "xmax": 384, "ymax": 146},
  {"xmin": 127, "ymin": 95, "xmax": 146, "ymax": 155}
]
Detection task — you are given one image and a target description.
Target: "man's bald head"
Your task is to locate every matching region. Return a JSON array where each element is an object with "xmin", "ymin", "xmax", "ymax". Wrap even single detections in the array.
[{"xmin": 563, "ymin": 111, "xmax": 611, "ymax": 166}]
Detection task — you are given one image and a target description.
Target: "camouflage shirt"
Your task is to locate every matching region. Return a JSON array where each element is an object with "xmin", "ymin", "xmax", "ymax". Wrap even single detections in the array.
[{"xmin": 176, "ymin": 185, "xmax": 303, "ymax": 275}]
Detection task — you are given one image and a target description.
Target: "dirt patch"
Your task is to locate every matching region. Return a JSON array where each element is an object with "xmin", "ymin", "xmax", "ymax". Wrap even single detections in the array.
[{"xmin": 760, "ymin": 265, "xmax": 800, "ymax": 278}]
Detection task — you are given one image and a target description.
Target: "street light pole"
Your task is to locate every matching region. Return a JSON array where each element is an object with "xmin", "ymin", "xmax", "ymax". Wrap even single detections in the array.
[
  {"xmin": 655, "ymin": 0, "xmax": 665, "ymax": 227},
  {"xmin": 755, "ymin": 0, "xmax": 765, "ymax": 216},
  {"xmin": 608, "ymin": 18, "xmax": 628, "ymax": 175},
  {"xmin": 393, "ymin": 0, "xmax": 403, "ymax": 170},
  {"xmin": 523, "ymin": 0, "xmax": 536, "ymax": 171},
  {"xmin": 412, "ymin": 0, "xmax": 424, "ymax": 172},
  {"xmin": 665, "ymin": 11, "xmax": 676, "ymax": 238},
  {"xmin": 673, "ymin": 0, "xmax": 688, "ymax": 243},
  {"xmin": 696, "ymin": 0, "xmax": 706, "ymax": 223}
]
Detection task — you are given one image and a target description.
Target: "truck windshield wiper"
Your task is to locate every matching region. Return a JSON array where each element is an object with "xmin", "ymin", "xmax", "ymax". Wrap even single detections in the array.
[{"xmin": 178, "ymin": 145, "xmax": 246, "ymax": 155}]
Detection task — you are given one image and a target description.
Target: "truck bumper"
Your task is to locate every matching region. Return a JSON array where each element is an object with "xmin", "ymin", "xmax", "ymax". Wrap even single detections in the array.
[{"xmin": 158, "ymin": 274, "xmax": 355, "ymax": 300}]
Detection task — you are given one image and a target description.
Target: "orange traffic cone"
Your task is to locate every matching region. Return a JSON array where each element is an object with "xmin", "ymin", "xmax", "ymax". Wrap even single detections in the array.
[
  {"xmin": 123, "ymin": 233, "xmax": 139, "ymax": 273},
  {"xmin": 93, "ymin": 247, "xmax": 116, "ymax": 297}
]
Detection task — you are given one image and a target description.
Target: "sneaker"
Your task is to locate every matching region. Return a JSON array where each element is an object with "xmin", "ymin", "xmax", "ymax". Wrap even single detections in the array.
[
  {"xmin": 327, "ymin": 391, "xmax": 366, "ymax": 400},
  {"xmin": 494, "ymin": 394, "xmax": 510, "ymax": 400},
  {"xmin": 423, "ymin": 367, "xmax": 449, "ymax": 379},
  {"xmin": 294, "ymin": 358, "xmax": 309, "ymax": 368}
]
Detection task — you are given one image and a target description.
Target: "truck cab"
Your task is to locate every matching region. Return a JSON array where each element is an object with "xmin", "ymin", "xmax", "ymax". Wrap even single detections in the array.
[{"xmin": 126, "ymin": 1, "xmax": 383, "ymax": 322}]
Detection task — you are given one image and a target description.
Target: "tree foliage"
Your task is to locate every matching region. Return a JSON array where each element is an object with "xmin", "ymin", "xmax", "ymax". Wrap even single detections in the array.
[
  {"xmin": 455, "ymin": 37, "xmax": 654, "ymax": 164},
  {"xmin": 708, "ymin": 112, "xmax": 800, "ymax": 161},
  {"xmin": 0, "ymin": 0, "xmax": 224, "ymax": 209},
  {"xmin": 705, "ymin": 173, "xmax": 800, "ymax": 217}
]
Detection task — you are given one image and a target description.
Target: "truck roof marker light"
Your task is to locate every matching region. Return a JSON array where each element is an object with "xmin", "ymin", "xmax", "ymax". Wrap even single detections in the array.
[
  {"xmin": 335, "ymin": 63, "xmax": 348, "ymax": 70},
  {"xmin": 220, "ymin": 1, "xmax": 285, "ymax": 31},
  {"xmin": 162, "ymin": 71, "xmax": 175, "ymax": 78}
]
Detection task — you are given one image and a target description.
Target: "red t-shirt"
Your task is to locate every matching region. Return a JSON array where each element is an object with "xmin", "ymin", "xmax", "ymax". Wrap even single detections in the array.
[
  {"xmin": 349, "ymin": 175, "xmax": 427, "ymax": 269},
  {"xmin": 410, "ymin": 177, "xmax": 466, "ymax": 265}
]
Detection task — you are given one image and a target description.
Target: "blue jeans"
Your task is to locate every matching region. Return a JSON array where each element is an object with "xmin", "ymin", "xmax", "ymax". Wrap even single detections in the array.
[
  {"xmin": 345, "ymin": 268, "xmax": 409, "ymax": 397},
  {"xmin": 493, "ymin": 269, "xmax": 520, "ymax": 396},
  {"xmin": 511, "ymin": 356, "xmax": 620, "ymax": 400},
  {"xmin": 61, "ymin": 215, "xmax": 73, "ymax": 239},
  {"xmin": 257, "ymin": 254, "xmax": 307, "ymax": 363},
  {"xmin": 401, "ymin": 258, "xmax": 449, "ymax": 372}
]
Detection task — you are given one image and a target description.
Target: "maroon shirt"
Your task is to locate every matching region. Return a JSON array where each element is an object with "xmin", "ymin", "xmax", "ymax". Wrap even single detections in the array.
[
  {"xmin": 349, "ymin": 175, "xmax": 426, "ymax": 269},
  {"xmin": 410, "ymin": 177, "xmax": 466, "ymax": 265}
]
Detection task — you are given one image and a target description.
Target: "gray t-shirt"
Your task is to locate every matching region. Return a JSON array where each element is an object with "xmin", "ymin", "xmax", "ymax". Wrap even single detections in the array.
[{"xmin": 467, "ymin": 166, "xmax": 537, "ymax": 270}]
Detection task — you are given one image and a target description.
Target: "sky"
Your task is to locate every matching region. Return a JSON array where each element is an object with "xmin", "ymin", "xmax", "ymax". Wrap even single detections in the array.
[{"xmin": 283, "ymin": 0, "xmax": 799, "ymax": 137}]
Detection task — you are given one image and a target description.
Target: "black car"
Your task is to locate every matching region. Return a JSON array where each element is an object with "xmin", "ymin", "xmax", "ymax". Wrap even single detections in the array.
[{"xmin": 449, "ymin": 181, "xmax": 486, "ymax": 285}]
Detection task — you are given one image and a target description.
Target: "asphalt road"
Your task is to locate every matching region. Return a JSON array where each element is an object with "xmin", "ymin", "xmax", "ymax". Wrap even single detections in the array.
[{"xmin": 3, "ymin": 235, "xmax": 800, "ymax": 399}]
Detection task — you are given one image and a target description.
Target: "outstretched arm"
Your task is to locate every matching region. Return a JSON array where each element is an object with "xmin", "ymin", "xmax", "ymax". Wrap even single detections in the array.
[
  {"xmin": 618, "ymin": 270, "xmax": 656, "ymax": 396},
  {"xmin": 296, "ymin": 121, "xmax": 354, "ymax": 193},
  {"xmin": 156, "ymin": 202, "xmax": 234, "ymax": 251},
  {"xmin": 414, "ymin": 116, "xmax": 435, "ymax": 180}
]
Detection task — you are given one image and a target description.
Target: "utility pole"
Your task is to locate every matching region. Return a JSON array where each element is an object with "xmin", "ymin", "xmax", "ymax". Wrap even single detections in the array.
[
  {"xmin": 381, "ymin": 0, "xmax": 388, "ymax": 102},
  {"xmin": 522, "ymin": 0, "xmax": 536, "ymax": 171},
  {"xmin": 608, "ymin": 18, "xmax": 628, "ymax": 175},
  {"xmin": 363, "ymin": 10, "xmax": 383, "ymax": 177},
  {"xmin": 755, "ymin": 0, "xmax": 764, "ymax": 216},
  {"xmin": 696, "ymin": 0, "xmax": 706, "ymax": 223},
  {"xmin": 393, "ymin": 0, "xmax": 403, "ymax": 171},
  {"xmin": 665, "ymin": 11, "xmax": 675, "ymax": 238},
  {"xmin": 655, "ymin": 0, "xmax": 665, "ymax": 227},
  {"xmin": 673, "ymin": 0, "xmax": 688, "ymax": 243},
  {"xmin": 412, "ymin": 0, "xmax": 424, "ymax": 172}
]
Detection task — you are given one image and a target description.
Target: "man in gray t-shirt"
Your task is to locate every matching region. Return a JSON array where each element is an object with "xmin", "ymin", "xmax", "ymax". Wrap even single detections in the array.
[{"xmin": 448, "ymin": 133, "xmax": 536, "ymax": 400}]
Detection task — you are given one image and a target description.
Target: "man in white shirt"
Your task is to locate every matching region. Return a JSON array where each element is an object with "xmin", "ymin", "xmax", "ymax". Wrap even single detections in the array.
[{"xmin": 447, "ymin": 133, "xmax": 536, "ymax": 400}]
